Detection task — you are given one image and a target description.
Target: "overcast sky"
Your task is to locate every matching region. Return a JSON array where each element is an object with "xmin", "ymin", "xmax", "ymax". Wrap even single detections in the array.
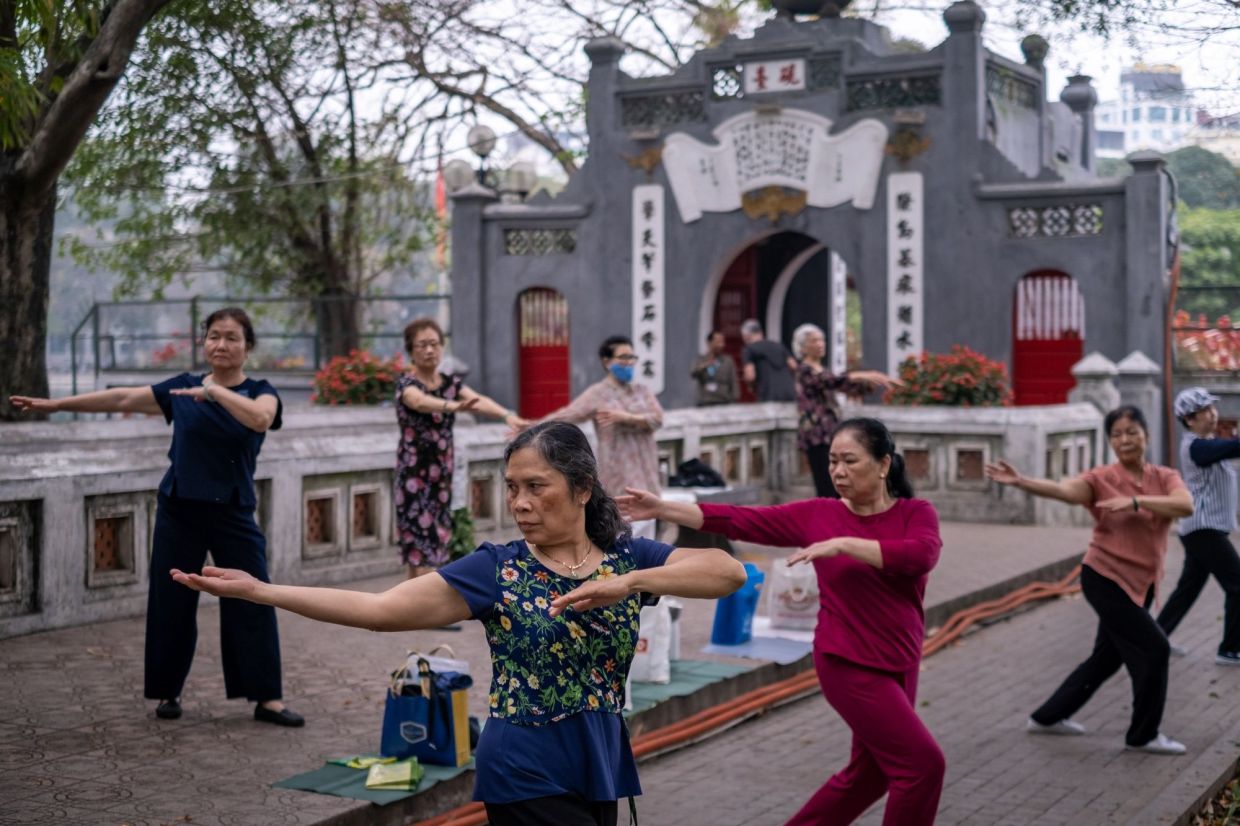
[{"xmin": 874, "ymin": 1, "xmax": 1239, "ymax": 113}]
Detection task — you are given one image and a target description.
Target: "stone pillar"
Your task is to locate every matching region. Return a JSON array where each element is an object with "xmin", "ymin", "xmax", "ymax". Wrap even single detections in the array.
[
  {"xmin": 1124, "ymin": 151, "xmax": 1170, "ymax": 359},
  {"xmin": 1060, "ymin": 75, "xmax": 1098, "ymax": 174},
  {"xmin": 1116, "ymin": 350, "xmax": 1163, "ymax": 462},
  {"xmin": 942, "ymin": 2, "xmax": 988, "ymax": 158},
  {"xmin": 447, "ymin": 183, "xmax": 498, "ymax": 396},
  {"xmin": 1068, "ymin": 352, "xmax": 1120, "ymax": 414},
  {"xmin": 1019, "ymin": 35, "xmax": 1049, "ymax": 168},
  {"xmin": 584, "ymin": 38, "xmax": 625, "ymax": 150}
]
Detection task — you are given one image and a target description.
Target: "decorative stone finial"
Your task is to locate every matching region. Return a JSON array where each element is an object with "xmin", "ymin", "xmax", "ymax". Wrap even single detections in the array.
[
  {"xmin": 943, "ymin": 1, "xmax": 985, "ymax": 33},
  {"xmin": 1071, "ymin": 352, "xmax": 1118, "ymax": 378},
  {"xmin": 584, "ymin": 37, "xmax": 625, "ymax": 64},
  {"xmin": 1020, "ymin": 35, "xmax": 1049, "ymax": 70},
  {"xmin": 1126, "ymin": 150, "xmax": 1166, "ymax": 173},
  {"xmin": 1059, "ymin": 75, "xmax": 1097, "ymax": 113},
  {"xmin": 1116, "ymin": 351, "xmax": 1161, "ymax": 375}
]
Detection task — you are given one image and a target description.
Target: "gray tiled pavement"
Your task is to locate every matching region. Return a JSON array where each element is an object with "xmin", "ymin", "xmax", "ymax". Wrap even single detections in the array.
[
  {"xmin": 10, "ymin": 519, "xmax": 1233, "ymax": 826},
  {"xmin": 637, "ymin": 542, "xmax": 1240, "ymax": 826}
]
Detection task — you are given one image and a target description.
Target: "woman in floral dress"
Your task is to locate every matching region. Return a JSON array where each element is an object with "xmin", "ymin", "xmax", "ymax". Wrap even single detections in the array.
[
  {"xmin": 792, "ymin": 323, "xmax": 897, "ymax": 498},
  {"xmin": 170, "ymin": 421, "xmax": 744, "ymax": 825},
  {"xmin": 396, "ymin": 318, "xmax": 526, "ymax": 577}
]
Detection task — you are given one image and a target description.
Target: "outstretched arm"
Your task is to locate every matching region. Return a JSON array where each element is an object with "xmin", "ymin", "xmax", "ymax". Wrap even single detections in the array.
[
  {"xmin": 458, "ymin": 385, "xmax": 528, "ymax": 428},
  {"xmin": 10, "ymin": 386, "xmax": 161, "ymax": 416},
  {"xmin": 171, "ymin": 566, "xmax": 472, "ymax": 631},
  {"xmin": 985, "ymin": 460, "xmax": 1093, "ymax": 506},
  {"xmin": 549, "ymin": 547, "xmax": 744, "ymax": 616}
]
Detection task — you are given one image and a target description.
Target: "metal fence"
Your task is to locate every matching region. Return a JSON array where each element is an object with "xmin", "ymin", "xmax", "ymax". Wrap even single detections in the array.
[{"xmin": 69, "ymin": 294, "xmax": 450, "ymax": 395}]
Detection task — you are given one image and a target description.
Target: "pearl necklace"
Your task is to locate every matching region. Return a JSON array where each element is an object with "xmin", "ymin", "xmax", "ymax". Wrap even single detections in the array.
[{"xmin": 532, "ymin": 542, "xmax": 593, "ymax": 578}]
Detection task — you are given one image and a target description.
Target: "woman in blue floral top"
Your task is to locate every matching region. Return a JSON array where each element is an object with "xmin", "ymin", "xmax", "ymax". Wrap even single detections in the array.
[
  {"xmin": 792, "ymin": 323, "xmax": 898, "ymax": 498},
  {"xmin": 171, "ymin": 421, "xmax": 745, "ymax": 825}
]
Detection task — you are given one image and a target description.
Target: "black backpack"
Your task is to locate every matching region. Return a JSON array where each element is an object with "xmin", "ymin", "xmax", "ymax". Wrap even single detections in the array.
[{"xmin": 668, "ymin": 458, "xmax": 726, "ymax": 488}]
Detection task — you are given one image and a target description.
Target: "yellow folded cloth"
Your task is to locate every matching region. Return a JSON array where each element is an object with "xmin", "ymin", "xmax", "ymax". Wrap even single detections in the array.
[
  {"xmin": 328, "ymin": 755, "xmax": 397, "ymax": 770},
  {"xmin": 365, "ymin": 758, "xmax": 425, "ymax": 791}
]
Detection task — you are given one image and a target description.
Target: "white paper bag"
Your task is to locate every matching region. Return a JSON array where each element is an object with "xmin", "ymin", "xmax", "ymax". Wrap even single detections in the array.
[
  {"xmin": 629, "ymin": 602, "xmax": 672, "ymax": 683},
  {"xmin": 768, "ymin": 558, "xmax": 819, "ymax": 631}
]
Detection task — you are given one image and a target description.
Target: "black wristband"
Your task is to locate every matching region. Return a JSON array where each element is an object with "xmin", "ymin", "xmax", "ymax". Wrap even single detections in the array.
[{"xmin": 1132, "ymin": 496, "xmax": 1139, "ymax": 512}]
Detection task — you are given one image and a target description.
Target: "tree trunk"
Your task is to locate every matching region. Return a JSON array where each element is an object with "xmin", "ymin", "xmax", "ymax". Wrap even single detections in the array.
[
  {"xmin": 0, "ymin": 180, "xmax": 56, "ymax": 420},
  {"xmin": 314, "ymin": 285, "xmax": 360, "ymax": 362}
]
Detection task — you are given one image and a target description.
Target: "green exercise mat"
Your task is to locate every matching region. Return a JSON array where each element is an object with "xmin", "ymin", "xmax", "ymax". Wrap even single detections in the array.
[
  {"xmin": 272, "ymin": 758, "xmax": 474, "ymax": 805},
  {"xmin": 625, "ymin": 659, "xmax": 753, "ymax": 715}
]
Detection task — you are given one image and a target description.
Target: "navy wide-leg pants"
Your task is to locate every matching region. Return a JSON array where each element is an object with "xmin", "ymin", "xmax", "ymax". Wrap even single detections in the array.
[{"xmin": 144, "ymin": 493, "xmax": 283, "ymax": 702}]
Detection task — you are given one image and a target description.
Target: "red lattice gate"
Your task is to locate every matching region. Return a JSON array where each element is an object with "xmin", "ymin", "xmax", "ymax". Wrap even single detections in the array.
[
  {"xmin": 517, "ymin": 289, "xmax": 570, "ymax": 419},
  {"xmin": 1012, "ymin": 272, "xmax": 1085, "ymax": 406}
]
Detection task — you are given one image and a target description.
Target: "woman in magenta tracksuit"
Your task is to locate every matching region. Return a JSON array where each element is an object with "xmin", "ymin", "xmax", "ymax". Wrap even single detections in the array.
[{"xmin": 620, "ymin": 417, "xmax": 944, "ymax": 826}]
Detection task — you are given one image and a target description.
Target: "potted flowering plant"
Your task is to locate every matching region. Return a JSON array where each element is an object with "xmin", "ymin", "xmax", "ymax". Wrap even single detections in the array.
[
  {"xmin": 885, "ymin": 346, "xmax": 1012, "ymax": 407},
  {"xmin": 312, "ymin": 349, "xmax": 405, "ymax": 405}
]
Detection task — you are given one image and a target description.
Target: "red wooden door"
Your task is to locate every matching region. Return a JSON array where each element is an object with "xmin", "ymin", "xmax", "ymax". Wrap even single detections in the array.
[
  {"xmin": 1012, "ymin": 273, "xmax": 1085, "ymax": 405},
  {"xmin": 713, "ymin": 248, "xmax": 757, "ymax": 402},
  {"xmin": 517, "ymin": 289, "xmax": 570, "ymax": 419}
]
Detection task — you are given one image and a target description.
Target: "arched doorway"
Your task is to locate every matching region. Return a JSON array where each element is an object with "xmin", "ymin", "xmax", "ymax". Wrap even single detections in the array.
[
  {"xmin": 709, "ymin": 232, "xmax": 858, "ymax": 398},
  {"xmin": 516, "ymin": 288, "xmax": 570, "ymax": 418},
  {"xmin": 1012, "ymin": 271, "xmax": 1085, "ymax": 405}
]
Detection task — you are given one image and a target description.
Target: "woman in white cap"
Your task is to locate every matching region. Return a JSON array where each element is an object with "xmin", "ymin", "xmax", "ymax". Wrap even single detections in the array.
[{"xmin": 1157, "ymin": 387, "xmax": 1240, "ymax": 666}]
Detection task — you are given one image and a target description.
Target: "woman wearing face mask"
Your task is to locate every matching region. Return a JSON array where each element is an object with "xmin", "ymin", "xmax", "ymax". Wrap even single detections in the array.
[
  {"xmin": 532, "ymin": 335, "xmax": 663, "ymax": 507},
  {"xmin": 10, "ymin": 307, "xmax": 302, "ymax": 727},
  {"xmin": 986, "ymin": 405, "xmax": 1194, "ymax": 755}
]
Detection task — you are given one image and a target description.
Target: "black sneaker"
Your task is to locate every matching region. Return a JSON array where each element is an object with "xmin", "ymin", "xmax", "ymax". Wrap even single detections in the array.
[
  {"xmin": 1216, "ymin": 651, "xmax": 1240, "ymax": 667},
  {"xmin": 155, "ymin": 699, "xmax": 182, "ymax": 720}
]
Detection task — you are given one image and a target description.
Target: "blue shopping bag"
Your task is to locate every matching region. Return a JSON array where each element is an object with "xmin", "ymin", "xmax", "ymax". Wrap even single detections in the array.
[{"xmin": 380, "ymin": 658, "xmax": 472, "ymax": 767}]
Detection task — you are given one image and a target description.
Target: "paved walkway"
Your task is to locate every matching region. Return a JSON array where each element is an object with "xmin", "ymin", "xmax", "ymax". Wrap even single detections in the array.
[
  {"xmin": 637, "ymin": 544, "xmax": 1240, "ymax": 826},
  {"xmin": 13, "ymin": 519, "xmax": 1220, "ymax": 826}
]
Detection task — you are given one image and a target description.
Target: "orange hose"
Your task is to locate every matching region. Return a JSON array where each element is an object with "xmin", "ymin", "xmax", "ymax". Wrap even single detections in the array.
[{"xmin": 412, "ymin": 566, "xmax": 1082, "ymax": 825}]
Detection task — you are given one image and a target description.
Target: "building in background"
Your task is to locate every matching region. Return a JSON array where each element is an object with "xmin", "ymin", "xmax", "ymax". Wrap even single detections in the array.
[{"xmin": 1095, "ymin": 64, "xmax": 1202, "ymax": 158}]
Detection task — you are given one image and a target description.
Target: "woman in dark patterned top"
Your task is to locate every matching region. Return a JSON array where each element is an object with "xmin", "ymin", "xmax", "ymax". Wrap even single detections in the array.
[
  {"xmin": 792, "ymin": 323, "xmax": 897, "ymax": 498},
  {"xmin": 172, "ymin": 422, "xmax": 744, "ymax": 826},
  {"xmin": 395, "ymin": 318, "xmax": 527, "ymax": 578}
]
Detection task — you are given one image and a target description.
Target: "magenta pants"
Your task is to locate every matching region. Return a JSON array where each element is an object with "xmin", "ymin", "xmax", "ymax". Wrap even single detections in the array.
[{"xmin": 784, "ymin": 652, "xmax": 945, "ymax": 826}]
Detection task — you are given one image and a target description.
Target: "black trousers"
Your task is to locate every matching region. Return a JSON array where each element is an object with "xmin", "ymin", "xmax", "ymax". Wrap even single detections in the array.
[
  {"xmin": 1157, "ymin": 529, "xmax": 1240, "ymax": 654},
  {"xmin": 144, "ymin": 494, "xmax": 283, "ymax": 702},
  {"xmin": 1031, "ymin": 565, "xmax": 1169, "ymax": 747},
  {"xmin": 804, "ymin": 443, "xmax": 840, "ymax": 499},
  {"xmin": 485, "ymin": 795, "xmax": 618, "ymax": 826}
]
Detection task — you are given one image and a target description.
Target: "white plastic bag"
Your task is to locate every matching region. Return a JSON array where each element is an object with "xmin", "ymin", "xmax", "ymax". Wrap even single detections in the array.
[
  {"xmin": 767, "ymin": 558, "xmax": 819, "ymax": 630},
  {"xmin": 664, "ymin": 598, "xmax": 683, "ymax": 662},
  {"xmin": 629, "ymin": 601, "xmax": 672, "ymax": 684}
]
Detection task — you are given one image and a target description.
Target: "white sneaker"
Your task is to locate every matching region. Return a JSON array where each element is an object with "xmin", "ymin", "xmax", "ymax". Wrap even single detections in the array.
[
  {"xmin": 1027, "ymin": 717, "xmax": 1086, "ymax": 736},
  {"xmin": 1169, "ymin": 643, "xmax": 1188, "ymax": 657},
  {"xmin": 1216, "ymin": 651, "xmax": 1240, "ymax": 666},
  {"xmin": 1126, "ymin": 733, "xmax": 1187, "ymax": 755}
]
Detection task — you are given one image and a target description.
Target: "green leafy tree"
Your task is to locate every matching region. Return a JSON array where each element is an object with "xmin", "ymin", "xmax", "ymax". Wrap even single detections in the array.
[
  {"xmin": 0, "ymin": 0, "xmax": 180, "ymax": 420},
  {"xmin": 65, "ymin": 0, "xmax": 434, "ymax": 358},
  {"xmin": 1177, "ymin": 206, "xmax": 1240, "ymax": 320},
  {"xmin": 1167, "ymin": 146, "xmax": 1240, "ymax": 210}
]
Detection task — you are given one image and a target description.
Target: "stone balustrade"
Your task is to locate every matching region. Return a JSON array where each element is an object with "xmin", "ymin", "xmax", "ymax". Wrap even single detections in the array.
[{"xmin": 0, "ymin": 401, "xmax": 1101, "ymax": 638}]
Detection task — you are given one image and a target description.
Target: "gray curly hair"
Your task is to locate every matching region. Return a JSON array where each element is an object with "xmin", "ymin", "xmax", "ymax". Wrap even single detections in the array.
[{"xmin": 791, "ymin": 323, "xmax": 826, "ymax": 360}]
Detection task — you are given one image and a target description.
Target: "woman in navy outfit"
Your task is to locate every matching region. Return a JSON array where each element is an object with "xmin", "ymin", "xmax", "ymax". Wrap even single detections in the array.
[
  {"xmin": 169, "ymin": 421, "xmax": 745, "ymax": 825},
  {"xmin": 11, "ymin": 307, "xmax": 302, "ymax": 726}
]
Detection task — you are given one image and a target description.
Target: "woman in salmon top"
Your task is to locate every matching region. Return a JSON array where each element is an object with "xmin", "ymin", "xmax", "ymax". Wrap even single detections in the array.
[
  {"xmin": 986, "ymin": 405, "xmax": 1194, "ymax": 755},
  {"xmin": 621, "ymin": 417, "xmax": 945, "ymax": 826}
]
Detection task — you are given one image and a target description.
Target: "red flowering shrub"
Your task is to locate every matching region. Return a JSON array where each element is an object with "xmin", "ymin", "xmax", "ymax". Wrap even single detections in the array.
[
  {"xmin": 1173, "ymin": 310, "xmax": 1240, "ymax": 372},
  {"xmin": 312, "ymin": 350, "xmax": 405, "ymax": 405},
  {"xmin": 885, "ymin": 346, "xmax": 1012, "ymax": 407}
]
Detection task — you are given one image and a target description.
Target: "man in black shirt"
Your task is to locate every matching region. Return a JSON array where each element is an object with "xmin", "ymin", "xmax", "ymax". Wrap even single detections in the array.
[{"xmin": 739, "ymin": 319, "xmax": 796, "ymax": 402}]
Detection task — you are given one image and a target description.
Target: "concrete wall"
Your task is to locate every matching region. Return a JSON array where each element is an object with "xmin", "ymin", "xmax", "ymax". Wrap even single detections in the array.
[{"xmin": 0, "ymin": 401, "xmax": 1099, "ymax": 639}]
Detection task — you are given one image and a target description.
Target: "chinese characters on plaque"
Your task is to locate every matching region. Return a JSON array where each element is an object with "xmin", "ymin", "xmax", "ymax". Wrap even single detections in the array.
[
  {"xmin": 886, "ymin": 172, "xmax": 924, "ymax": 376},
  {"xmin": 829, "ymin": 250, "xmax": 848, "ymax": 376},
  {"xmin": 742, "ymin": 58, "xmax": 807, "ymax": 96},
  {"xmin": 663, "ymin": 110, "xmax": 888, "ymax": 222},
  {"xmin": 632, "ymin": 184, "xmax": 665, "ymax": 394}
]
